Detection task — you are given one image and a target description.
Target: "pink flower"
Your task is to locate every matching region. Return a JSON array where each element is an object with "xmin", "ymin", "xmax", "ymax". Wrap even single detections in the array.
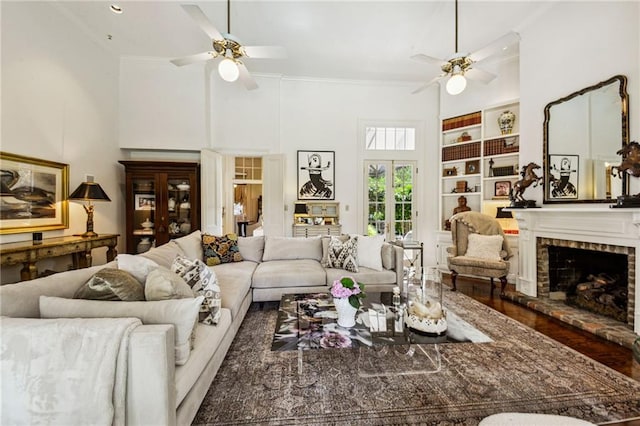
[{"xmin": 330, "ymin": 276, "xmax": 366, "ymax": 308}]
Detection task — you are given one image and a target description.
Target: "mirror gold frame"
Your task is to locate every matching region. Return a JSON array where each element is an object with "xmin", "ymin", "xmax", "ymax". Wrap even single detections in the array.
[{"xmin": 543, "ymin": 75, "xmax": 629, "ymax": 204}]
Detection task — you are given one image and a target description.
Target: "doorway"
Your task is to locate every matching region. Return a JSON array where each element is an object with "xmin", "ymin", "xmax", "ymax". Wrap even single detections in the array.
[{"xmin": 232, "ymin": 157, "xmax": 263, "ymax": 236}]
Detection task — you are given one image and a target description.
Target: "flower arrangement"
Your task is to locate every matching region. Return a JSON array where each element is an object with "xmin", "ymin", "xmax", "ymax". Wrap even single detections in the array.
[{"xmin": 331, "ymin": 276, "xmax": 366, "ymax": 309}]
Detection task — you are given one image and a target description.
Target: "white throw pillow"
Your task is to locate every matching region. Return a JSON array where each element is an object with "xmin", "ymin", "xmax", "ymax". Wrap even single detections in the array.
[
  {"xmin": 173, "ymin": 230, "xmax": 203, "ymax": 260},
  {"xmin": 39, "ymin": 296, "xmax": 204, "ymax": 365},
  {"xmin": 237, "ymin": 236, "xmax": 265, "ymax": 263},
  {"xmin": 464, "ymin": 233, "xmax": 503, "ymax": 261},
  {"xmin": 116, "ymin": 254, "xmax": 159, "ymax": 284},
  {"xmin": 355, "ymin": 234, "xmax": 384, "ymax": 271}
]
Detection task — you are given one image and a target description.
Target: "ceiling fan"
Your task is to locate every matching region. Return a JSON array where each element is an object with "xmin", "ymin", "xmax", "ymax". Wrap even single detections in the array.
[
  {"xmin": 411, "ymin": 0, "xmax": 520, "ymax": 95},
  {"xmin": 171, "ymin": 1, "xmax": 286, "ymax": 90}
]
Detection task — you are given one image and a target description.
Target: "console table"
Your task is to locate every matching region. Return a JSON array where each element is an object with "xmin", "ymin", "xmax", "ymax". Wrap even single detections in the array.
[{"xmin": 0, "ymin": 234, "xmax": 119, "ymax": 281}]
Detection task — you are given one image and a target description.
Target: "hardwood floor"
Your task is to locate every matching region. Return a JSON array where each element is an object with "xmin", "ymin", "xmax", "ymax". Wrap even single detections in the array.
[{"xmin": 449, "ymin": 276, "xmax": 639, "ymax": 382}]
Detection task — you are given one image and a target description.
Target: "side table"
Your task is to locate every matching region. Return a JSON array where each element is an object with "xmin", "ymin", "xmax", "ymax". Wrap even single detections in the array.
[{"xmin": 0, "ymin": 234, "xmax": 119, "ymax": 281}]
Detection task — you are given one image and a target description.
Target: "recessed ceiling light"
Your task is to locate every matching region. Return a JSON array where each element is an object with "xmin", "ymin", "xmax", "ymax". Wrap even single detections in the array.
[{"xmin": 110, "ymin": 4, "xmax": 123, "ymax": 14}]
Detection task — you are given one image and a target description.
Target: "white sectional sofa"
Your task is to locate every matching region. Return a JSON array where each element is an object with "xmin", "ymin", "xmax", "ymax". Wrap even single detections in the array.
[{"xmin": 0, "ymin": 231, "xmax": 403, "ymax": 425}]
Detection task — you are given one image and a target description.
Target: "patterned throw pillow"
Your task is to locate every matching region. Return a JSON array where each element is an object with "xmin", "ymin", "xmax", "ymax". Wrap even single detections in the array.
[
  {"xmin": 171, "ymin": 255, "xmax": 222, "ymax": 325},
  {"xmin": 327, "ymin": 235, "xmax": 359, "ymax": 273},
  {"xmin": 202, "ymin": 233, "xmax": 243, "ymax": 266}
]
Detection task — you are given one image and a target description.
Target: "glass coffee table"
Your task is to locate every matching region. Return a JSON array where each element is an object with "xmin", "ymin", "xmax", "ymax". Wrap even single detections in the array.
[{"xmin": 272, "ymin": 292, "xmax": 491, "ymax": 377}]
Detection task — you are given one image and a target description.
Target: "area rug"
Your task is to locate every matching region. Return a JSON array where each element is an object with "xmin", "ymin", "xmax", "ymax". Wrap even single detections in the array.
[{"xmin": 193, "ymin": 291, "xmax": 640, "ymax": 425}]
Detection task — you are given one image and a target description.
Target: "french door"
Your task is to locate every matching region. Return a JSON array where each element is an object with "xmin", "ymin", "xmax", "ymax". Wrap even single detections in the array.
[{"xmin": 364, "ymin": 160, "xmax": 416, "ymax": 241}]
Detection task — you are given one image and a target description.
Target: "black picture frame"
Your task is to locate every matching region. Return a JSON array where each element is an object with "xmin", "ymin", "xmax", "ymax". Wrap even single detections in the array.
[
  {"xmin": 297, "ymin": 150, "xmax": 335, "ymax": 200},
  {"xmin": 548, "ymin": 154, "xmax": 579, "ymax": 199}
]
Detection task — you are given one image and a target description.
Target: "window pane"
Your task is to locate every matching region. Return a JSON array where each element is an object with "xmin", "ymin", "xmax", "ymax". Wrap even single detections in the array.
[{"xmin": 365, "ymin": 126, "xmax": 415, "ymax": 151}]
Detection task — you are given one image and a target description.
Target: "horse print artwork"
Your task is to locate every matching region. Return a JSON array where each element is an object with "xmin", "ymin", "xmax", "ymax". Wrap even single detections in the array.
[{"xmin": 297, "ymin": 151, "xmax": 335, "ymax": 200}]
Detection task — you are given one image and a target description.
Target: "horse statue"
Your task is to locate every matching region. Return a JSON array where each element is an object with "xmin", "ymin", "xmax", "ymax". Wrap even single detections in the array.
[
  {"xmin": 611, "ymin": 141, "xmax": 640, "ymax": 207},
  {"xmin": 510, "ymin": 162, "xmax": 543, "ymax": 207},
  {"xmin": 611, "ymin": 141, "xmax": 640, "ymax": 178}
]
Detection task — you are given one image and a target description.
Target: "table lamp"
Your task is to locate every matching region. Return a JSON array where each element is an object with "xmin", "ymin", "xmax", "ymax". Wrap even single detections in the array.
[{"xmin": 69, "ymin": 178, "xmax": 111, "ymax": 237}]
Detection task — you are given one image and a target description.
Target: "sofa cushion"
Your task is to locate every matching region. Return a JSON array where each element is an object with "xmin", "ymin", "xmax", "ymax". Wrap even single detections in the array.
[
  {"xmin": 465, "ymin": 233, "xmax": 503, "ymax": 261},
  {"xmin": 116, "ymin": 254, "xmax": 159, "ymax": 284},
  {"xmin": 39, "ymin": 296, "xmax": 203, "ymax": 365},
  {"xmin": 174, "ymin": 230, "xmax": 203, "ymax": 260},
  {"xmin": 355, "ymin": 234, "xmax": 384, "ymax": 271},
  {"xmin": 211, "ymin": 261, "xmax": 256, "ymax": 320},
  {"xmin": 252, "ymin": 259, "xmax": 326, "ymax": 288},
  {"xmin": 238, "ymin": 236, "xmax": 264, "ymax": 263},
  {"xmin": 145, "ymin": 267, "xmax": 194, "ymax": 301},
  {"xmin": 171, "ymin": 256, "xmax": 221, "ymax": 325},
  {"xmin": 325, "ymin": 267, "xmax": 397, "ymax": 286},
  {"xmin": 326, "ymin": 235, "xmax": 358, "ymax": 273},
  {"xmin": 140, "ymin": 241, "xmax": 184, "ymax": 269},
  {"xmin": 262, "ymin": 236, "xmax": 322, "ymax": 261},
  {"xmin": 73, "ymin": 268, "xmax": 145, "ymax": 301},
  {"xmin": 202, "ymin": 233, "xmax": 243, "ymax": 266},
  {"xmin": 321, "ymin": 235, "xmax": 347, "ymax": 267},
  {"xmin": 174, "ymin": 309, "xmax": 232, "ymax": 406}
]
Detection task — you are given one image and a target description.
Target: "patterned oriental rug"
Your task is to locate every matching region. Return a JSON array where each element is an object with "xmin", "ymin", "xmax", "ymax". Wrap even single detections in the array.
[{"xmin": 193, "ymin": 291, "xmax": 640, "ymax": 425}]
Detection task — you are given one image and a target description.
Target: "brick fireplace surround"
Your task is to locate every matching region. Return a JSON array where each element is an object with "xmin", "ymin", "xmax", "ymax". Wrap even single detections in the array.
[{"xmin": 509, "ymin": 208, "xmax": 640, "ymax": 348}]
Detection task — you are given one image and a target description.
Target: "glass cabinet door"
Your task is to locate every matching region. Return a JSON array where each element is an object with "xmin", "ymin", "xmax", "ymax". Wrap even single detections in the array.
[
  {"xmin": 167, "ymin": 177, "xmax": 193, "ymax": 238},
  {"xmin": 132, "ymin": 177, "xmax": 156, "ymax": 254}
]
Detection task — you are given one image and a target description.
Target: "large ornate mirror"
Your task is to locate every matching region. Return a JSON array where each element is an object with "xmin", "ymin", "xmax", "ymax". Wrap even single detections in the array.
[{"xmin": 543, "ymin": 75, "xmax": 629, "ymax": 204}]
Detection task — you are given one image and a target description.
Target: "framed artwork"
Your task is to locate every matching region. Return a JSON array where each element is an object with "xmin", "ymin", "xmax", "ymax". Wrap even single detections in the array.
[
  {"xmin": 297, "ymin": 150, "xmax": 335, "ymax": 200},
  {"xmin": 0, "ymin": 152, "xmax": 69, "ymax": 234},
  {"xmin": 465, "ymin": 160, "xmax": 480, "ymax": 175},
  {"xmin": 135, "ymin": 194, "xmax": 156, "ymax": 210},
  {"xmin": 494, "ymin": 181, "xmax": 511, "ymax": 198},
  {"xmin": 548, "ymin": 154, "xmax": 579, "ymax": 199},
  {"xmin": 443, "ymin": 167, "xmax": 457, "ymax": 177}
]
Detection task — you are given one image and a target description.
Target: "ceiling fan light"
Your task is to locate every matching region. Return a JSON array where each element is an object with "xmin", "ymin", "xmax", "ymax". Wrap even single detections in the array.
[
  {"xmin": 446, "ymin": 74, "xmax": 467, "ymax": 95},
  {"xmin": 218, "ymin": 58, "xmax": 239, "ymax": 82}
]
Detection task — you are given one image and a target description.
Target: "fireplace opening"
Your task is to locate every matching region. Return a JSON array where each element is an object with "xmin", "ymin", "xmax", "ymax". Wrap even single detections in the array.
[{"xmin": 548, "ymin": 246, "xmax": 628, "ymax": 323}]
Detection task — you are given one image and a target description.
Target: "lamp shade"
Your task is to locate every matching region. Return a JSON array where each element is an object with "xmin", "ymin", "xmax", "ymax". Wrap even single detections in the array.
[
  {"xmin": 218, "ymin": 58, "xmax": 240, "ymax": 82},
  {"xmin": 69, "ymin": 182, "xmax": 111, "ymax": 201},
  {"xmin": 446, "ymin": 74, "xmax": 467, "ymax": 95}
]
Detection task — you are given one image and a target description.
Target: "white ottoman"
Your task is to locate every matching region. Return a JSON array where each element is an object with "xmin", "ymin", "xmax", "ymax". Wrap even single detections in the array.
[{"xmin": 479, "ymin": 413, "xmax": 596, "ymax": 426}]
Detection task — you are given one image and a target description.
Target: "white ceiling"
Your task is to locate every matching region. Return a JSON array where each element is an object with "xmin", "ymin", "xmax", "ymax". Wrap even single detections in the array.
[{"xmin": 57, "ymin": 1, "xmax": 551, "ymax": 83}]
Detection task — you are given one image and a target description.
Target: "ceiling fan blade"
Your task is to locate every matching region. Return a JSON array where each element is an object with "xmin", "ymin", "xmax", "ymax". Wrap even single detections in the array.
[
  {"xmin": 170, "ymin": 51, "xmax": 217, "ymax": 67},
  {"xmin": 410, "ymin": 54, "xmax": 448, "ymax": 67},
  {"xmin": 237, "ymin": 62, "xmax": 258, "ymax": 90},
  {"xmin": 243, "ymin": 46, "xmax": 287, "ymax": 59},
  {"xmin": 465, "ymin": 67, "xmax": 497, "ymax": 84},
  {"xmin": 468, "ymin": 31, "xmax": 520, "ymax": 63},
  {"xmin": 411, "ymin": 75, "xmax": 444, "ymax": 95},
  {"xmin": 181, "ymin": 4, "xmax": 224, "ymax": 41}
]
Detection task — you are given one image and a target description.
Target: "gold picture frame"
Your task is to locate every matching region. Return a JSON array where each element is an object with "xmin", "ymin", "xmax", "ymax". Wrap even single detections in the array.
[{"xmin": 0, "ymin": 152, "xmax": 69, "ymax": 234}]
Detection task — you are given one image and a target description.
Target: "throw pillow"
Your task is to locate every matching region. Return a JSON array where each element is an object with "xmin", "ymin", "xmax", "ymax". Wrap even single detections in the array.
[
  {"xmin": 116, "ymin": 254, "xmax": 159, "ymax": 284},
  {"xmin": 321, "ymin": 235, "xmax": 347, "ymax": 267},
  {"xmin": 381, "ymin": 243, "xmax": 396, "ymax": 270},
  {"xmin": 39, "ymin": 295, "xmax": 204, "ymax": 365},
  {"xmin": 73, "ymin": 268, "xmax": 144, "ymax": 301},
  {"xmin": 465, "ymin": 233, "xmax": 503, "ymax": 261},
  {"xmin": 355, "ymin": 234, "xmax": 384, "ymax": 271},
  {"xmin": 140, "ymin": 241, "xmax": 184, "ymax": 269},
  {"xmin": 174, "ymin": 230, "xmax": 203, "ymax": 260},
  {"xmin": 202, "ymin": 233, "xmax": 243, "ymax": 266},
  {"xmin": 237, "ymin": 236, "xmax": 265, "ymax": 263},
  {"xmin": 145, "ymin": 267, "xmax": 194, "ymax": 301},
  {"xmin": 171, "ymin": 255, "xmax": 222, "ymax": 325},
  {"xmin": 326, "ymin": 235, "xmax": 359, "ymax": 273}
]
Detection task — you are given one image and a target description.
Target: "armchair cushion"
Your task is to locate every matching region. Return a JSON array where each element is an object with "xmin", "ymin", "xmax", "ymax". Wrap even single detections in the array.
[{"xmin": 465, "ymin": 234, "xmax": 503, "ymax": 261}]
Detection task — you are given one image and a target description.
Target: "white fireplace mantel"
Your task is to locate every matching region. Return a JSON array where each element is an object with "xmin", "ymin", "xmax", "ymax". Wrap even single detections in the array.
[{"xmin": 511, "ymin": 207, "xmax": 640, "ymax": 333}]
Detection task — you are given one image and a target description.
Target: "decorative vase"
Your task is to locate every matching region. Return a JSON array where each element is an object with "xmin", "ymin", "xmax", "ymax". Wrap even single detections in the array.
[
  {"xmin": 498, "ymin": 110, "xmax": 516, "ymax": 135},
  {"xmin": 334, "ymin": 297, "xmax": 357, "ymax": 328},
  {"xmin": 137, "ymin": 237, "xmax": 152, "ymax": 254},
  {"xmin": 180, "ymin": 218, "xmax": 191, "ymax": 234}
]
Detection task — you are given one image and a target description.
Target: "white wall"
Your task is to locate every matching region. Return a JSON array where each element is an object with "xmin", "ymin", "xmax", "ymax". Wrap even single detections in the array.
[
  {"xmin": 519, "ymin": 1, "xmax": 640, "ymax": 204},
  {"xmin": 1, "ymin": 2, "xmax": 123, "ymax": 283}
]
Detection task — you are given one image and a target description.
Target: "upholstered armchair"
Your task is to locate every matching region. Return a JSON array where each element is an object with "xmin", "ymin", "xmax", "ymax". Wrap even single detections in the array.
[{"xmin": 446, "ymin": 211, "xmax": 513, "ymax": 296}]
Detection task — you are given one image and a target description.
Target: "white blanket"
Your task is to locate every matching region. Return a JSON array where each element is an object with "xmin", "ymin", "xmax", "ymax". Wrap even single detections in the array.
[{"xmin": 1, "ymin": 316, "xmax": 141, "ymax": 426}]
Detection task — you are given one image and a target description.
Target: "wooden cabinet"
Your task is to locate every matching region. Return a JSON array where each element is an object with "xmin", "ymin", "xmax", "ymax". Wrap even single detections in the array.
[
  {"xmin": 439, "ymin": 101, "xmax": 520, "ymax": 234},
  {"xmin": 119, "ymin": 161, "xmax": 200, "ymax": 254},
  {"xmin": 292, "ymin": 201, "xmax": 341, "ymax": 237}
]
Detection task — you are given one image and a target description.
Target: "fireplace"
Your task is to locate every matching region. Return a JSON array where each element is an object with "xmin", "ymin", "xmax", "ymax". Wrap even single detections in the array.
[
  {"xmin": 537, "ymin": 238, "xmax": 634, "ymax": 325},
  {"xmin": 511, "ymin": 208, "xmax": 640, "ymax": 336}
]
